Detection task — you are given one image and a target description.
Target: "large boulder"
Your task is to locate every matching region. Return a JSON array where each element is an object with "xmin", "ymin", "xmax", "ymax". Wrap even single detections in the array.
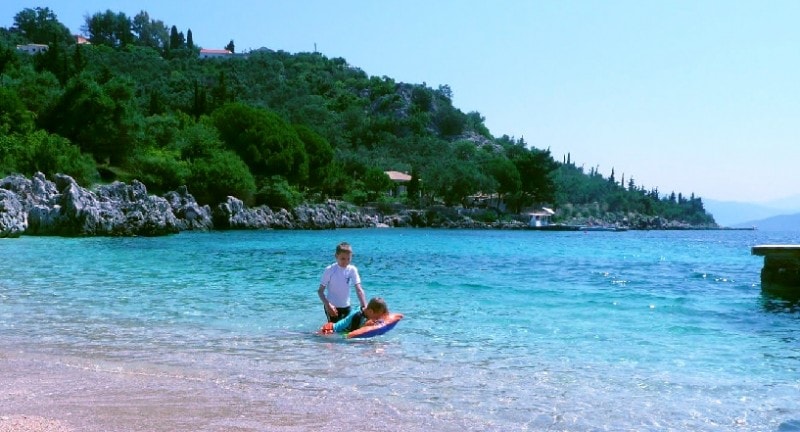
[
  {"xmin": 213, "ymin": 196, "xmax": 278, "ymax": 229},
  {"xmin": 2, "ymin": 173, "xmax": 181, "ymax": 236},
  {"xmin": 0, "ymin": 189, "xmax": 26, "ymax": 237},
  {"xmin": 163, "ymin": 186, "xmax": 213, "ymax": 231},
  {"xmin": 292, "ymin": 201, "xmax": 380, "ymax": 229},
  {"xmin": 94, "ymin": 179, "xmax": 179, "ymax": 236}
]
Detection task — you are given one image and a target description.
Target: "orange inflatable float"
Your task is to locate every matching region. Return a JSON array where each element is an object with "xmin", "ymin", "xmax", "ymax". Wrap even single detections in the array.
[
  {"xmin": 320, "ymin": 313, "xmax": 404, "ymax": 339},
  {"xmin": 346, "ymin": 313, "xmax": 403, "ymax": 339}
]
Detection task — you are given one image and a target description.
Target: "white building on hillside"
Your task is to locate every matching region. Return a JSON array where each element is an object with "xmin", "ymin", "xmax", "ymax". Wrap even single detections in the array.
[
  {"xmin": 16, "ymin": 44, "xmax": 49, "ymax": 55},
  {"xmin": 199, "ymin": 48, "xmax": 233, "ymax": 59}
]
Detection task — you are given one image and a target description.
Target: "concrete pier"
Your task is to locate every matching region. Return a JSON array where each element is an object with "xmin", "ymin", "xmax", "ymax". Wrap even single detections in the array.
[{"xmin": 752, "ymin": 245, "xmax": 800, "ymax": 295}]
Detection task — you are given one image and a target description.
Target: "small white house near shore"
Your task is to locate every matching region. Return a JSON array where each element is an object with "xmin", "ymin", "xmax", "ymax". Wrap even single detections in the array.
[{"xmin": 527, "ymin": 207, "xmax": 555, "ymax": 227}]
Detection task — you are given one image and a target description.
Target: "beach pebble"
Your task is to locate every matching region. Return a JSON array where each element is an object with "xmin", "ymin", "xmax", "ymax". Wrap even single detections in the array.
[{"xmin": 0, "ymin": 415, "xmax": 73, "ymax": 432}]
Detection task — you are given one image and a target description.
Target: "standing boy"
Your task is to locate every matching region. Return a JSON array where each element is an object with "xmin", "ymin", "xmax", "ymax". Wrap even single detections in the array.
[{"xmin": 318, "ymin": 242, "xmax": 367, "ymax": 323}]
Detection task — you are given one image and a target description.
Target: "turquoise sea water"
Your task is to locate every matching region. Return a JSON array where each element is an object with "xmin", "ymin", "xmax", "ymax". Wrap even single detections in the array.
[{"xmin": 1, "ymin": 229, "xmax": 799, "ymax": 431}]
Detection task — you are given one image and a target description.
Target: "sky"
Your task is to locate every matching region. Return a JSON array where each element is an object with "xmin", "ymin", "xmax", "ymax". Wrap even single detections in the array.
[{"xmin": 3, "ymin": 0, "xmax": 799, "ymax": 203}]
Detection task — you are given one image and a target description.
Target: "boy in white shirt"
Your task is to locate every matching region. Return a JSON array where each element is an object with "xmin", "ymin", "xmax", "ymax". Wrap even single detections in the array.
[{"xmin": 317, "ymin": 242, "xmax": 367, "ymax": 323}]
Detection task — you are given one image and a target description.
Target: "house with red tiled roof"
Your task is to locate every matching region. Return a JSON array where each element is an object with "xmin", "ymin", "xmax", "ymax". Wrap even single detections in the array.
[
  {"xmin": 199, "ymin": 48, "xmax": 233, "ymax": 59},
  {"xmin": 385, "ymin": 171, "xmax": 412, "ymax": 196}
]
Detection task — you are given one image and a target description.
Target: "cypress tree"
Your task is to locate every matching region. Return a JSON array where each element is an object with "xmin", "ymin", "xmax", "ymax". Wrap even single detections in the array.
[{"xmin": 169, "ymin": 25, "xmax": 179, "ymax": 49}]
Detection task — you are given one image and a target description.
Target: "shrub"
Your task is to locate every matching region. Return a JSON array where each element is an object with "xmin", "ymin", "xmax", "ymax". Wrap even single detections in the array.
[
  {"xmin": 187, "ymin": 150, "xmax": 256, "ymax": 205},
  {"xmin": 255, "ymin": 176, "xmax": 304, "ymax": 210}
]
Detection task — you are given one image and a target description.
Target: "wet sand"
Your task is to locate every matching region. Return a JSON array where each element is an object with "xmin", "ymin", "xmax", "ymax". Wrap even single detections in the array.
[{"xmin": 0, "ymin": 349, "xmax": 322, "ymax": 432}]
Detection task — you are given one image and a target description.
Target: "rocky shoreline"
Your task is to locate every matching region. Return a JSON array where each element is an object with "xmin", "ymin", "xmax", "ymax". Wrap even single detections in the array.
[{"xmin": 0, "ymin": 173, "xmax": 715, "ymax": 238}]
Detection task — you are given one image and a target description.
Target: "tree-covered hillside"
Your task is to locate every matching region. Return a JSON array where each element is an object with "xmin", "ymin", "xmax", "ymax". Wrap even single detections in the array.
[{"xmin": 0, "ymin": 7, "xmax": 715, "ymax": 226}]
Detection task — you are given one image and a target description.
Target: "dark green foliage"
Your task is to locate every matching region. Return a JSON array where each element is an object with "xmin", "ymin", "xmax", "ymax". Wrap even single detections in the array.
[
  {"xmin": 211, "ymin": 103, "xmax": 309, "ymax": 185},
  {"xmin": 424, "ymin": 159, "xmax": 492, "ymax": 206},
  {"xmin": 187, "ymin": 150, "xmax": 256, "ymax": 205},
  {"xmin": 484, "ymin": 156, "xmax": 521, "ymax": 197},
  {"xmin": 169, "ymin": 25, "xmax": 182, "ymax": 50},
  {"xmin": 132, "ymin": 11, "xmax": 169, "ymax": 51},
  {"xmin": 128, "ymin": 149, "xmax": 190, "ymax": 194},
  {"xmin": 512, "ymin": 147, "xmax": 557, "ymax": 205},
  {"xmin": 0, "ymin": 6, "xmax": 715, "ymax": 224},
  {"xmin": 0, "ymin": 41, "xmax": 20, "ymax": 77},
  {"xmin": 255, "ymin": 175, "xmax": 303, "ymax": 209},
  {"xmin": 10, "ymin": 68, "xmax": 61, "ymax": 117},
  {"xmin": 342, "ymin": 188, "xmax": 369, "ymax": 206},
  {"xmin": 320, "ymin": 161, "xmax": 354, "ymax": 198},
  {"xmin": 85, "ymin": 10, "xmax": 134, "ymax": 48},
  {"xmin": 362, "ymin": 167, "xmax": 393, "ymax": 201},
  {"xmin": 552, "ymin": 161, "xmax": 715, "ymax": 225},
  {"xmin": 0, "ymin": 86, "xmax": 35, "ymax": 134},
  {"xmin": 178, "ymin": 121, "xmax": 226, "ymax": 160},
  {"xmin": 12, "ymin": 7, "xmax": 73, "ymax": 45},
  {"xmin": 42, "ymin": 73, "xmax": 140, "ymax": 164},
  {"xmin": 0, "ymin": 130, "xmax": 97, "ymax": 184},
  {"xmin": 293, "ymin": 124, "xmax": 334, "ymax": 190}
]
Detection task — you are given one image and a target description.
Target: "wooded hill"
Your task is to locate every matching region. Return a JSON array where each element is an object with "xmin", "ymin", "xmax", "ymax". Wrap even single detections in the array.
[{"xmin": 0, "ymin": 7, "xmax": 715, "ymax": 226}]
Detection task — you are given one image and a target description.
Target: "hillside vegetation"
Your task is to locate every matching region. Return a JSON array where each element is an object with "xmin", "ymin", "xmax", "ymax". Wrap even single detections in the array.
[{"xmin": 0, "ymin": 7, "xmax": 715, "ymax": 226}]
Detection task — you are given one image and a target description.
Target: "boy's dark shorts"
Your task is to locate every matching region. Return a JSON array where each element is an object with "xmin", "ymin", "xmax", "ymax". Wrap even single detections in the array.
[
  {"xmin": 325, "ymin": 306, "xmax": 364, "ymax": 332},
  {"xmin": 325, "ymin": 306, "xmax": 351, "ymax": 323}
]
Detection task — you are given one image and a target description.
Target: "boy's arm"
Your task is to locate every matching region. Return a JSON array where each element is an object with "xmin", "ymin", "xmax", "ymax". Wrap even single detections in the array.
[
  {"xmin": 320, "ymin": 310, "xmax": 359, "ymax": 334},
  {"xmin": 355, "ymin": 283, "xmax": 367, "ymax": 309},
  {"xmin": 318, "ymin": 284, "xmax": 336, "ymax": 316}
]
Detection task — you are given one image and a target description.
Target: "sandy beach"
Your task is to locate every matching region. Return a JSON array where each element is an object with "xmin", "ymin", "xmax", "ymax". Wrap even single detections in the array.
[
  {"xmin": 0, "ymin": 415, "xmax": 73, "ymax": 432},
  {"xmin": 0, "ymin": 349, "xmax": 315, "ymax": 432}
]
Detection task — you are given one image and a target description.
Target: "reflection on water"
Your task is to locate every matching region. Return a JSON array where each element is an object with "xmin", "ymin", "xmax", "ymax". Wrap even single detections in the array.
[
  {"xmin": 779, "ymin": 419, "xmax": 800, "ymax": 432},
  {"xmin": 760, "ymin": 286, "xmax": 800, "ymax": 314}
]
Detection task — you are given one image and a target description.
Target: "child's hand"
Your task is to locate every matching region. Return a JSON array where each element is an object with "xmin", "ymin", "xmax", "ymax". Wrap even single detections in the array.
[
  {"xmin": 326, "ymin": 303, "xmax": 338, "ymax": 317},
  {"xmin": 320, "ymin": 322, "xmax": 334, "ymax": 334}
]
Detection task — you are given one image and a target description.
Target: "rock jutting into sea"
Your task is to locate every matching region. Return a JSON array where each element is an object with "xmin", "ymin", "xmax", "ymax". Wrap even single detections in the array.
[
  {"xmin": 0, "ymin": 172, "xmax": 715, "ymax": 238},
  {"xmin": 0, "ymin": 172, "xmax": 389, "ymax": 237}
]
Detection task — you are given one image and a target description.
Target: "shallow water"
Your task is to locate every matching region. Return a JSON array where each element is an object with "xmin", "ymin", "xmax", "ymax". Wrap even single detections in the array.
[{"xmin": 2, "ymin": 229, "xmax": 799, "ymax": 431}]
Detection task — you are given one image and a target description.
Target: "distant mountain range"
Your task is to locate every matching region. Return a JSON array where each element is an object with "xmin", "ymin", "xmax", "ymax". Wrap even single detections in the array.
[{"xmin": 704, "ymin": 194, "xmax": 800, "ymax": 231}]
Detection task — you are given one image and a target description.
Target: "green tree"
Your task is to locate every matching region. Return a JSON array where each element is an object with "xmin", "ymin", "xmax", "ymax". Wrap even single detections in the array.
[
  {"xmin": 85, "ymin": 10, "xmax": 133, "ymax": 48},
  {"xmin": 12, "ymin": 7, "xmax": 73, "ymax": 45},
  {"xmin": 9, "ymin": 68, "xmax": 60, "ymax": 115},
  {"xmin": 179, "ymin": 121, "xmax": 225, "ymax": 160},
  {"xmin": 169, "ymin": 25, "xmax": 183, "ymax": 50},
  {"xmin": 131, "ymin": 11, "xmax": 169, "ymax": 51},
  {"xmin": 363, "ymin": 167, "xmax": 393, "ymax": 201},
  {"xmin": 511, "ymin": 147, "xmax": 557, "ymax": 207},
  {"xmin": 484, "ymin": 156, "xmax": 521, "ymax": 197},
  {"xmin": 128, "ymin": 148, "xmax": 189, "ymax": 194},
  {"xmin": 255, "ymin": 175, "xmax": 303, "ymax": 209},
  {"xmin": 424, "ymin": 159, "xmax": 489, "ymax": 206},
  {"xmin": 42, "ymin": 73, "xmax": 139, "ymax": 164},
  {"xmin": 187, "ymin": 150, "xmax": 256, "ymax": 205},
  {"xmin": 0, "ymin": 87, "xmax": 35, "ymax": 135},
  {"xmin": 0, "ymin": 130, "xmax": 96, "ymax": 184},
  {"xmin": 0, "ymin": 41, "xmax": 20, "ymax": 79},
  {"xmin": 211, "ymin": 103, "xmax": 309, "ymax": 185},
  {"xmin": 293, "ymin": 124, "xmax": 333, "ymax": 190}
]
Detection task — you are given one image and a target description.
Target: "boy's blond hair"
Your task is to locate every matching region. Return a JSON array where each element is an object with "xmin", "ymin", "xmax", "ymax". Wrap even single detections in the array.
[
  {"xmin": 366, "ymin": 297, "xmax": 388, "ymax": 314},
  {"xmin": 336, "ymin": 242, "xmax": 352, "ymax": 255}
]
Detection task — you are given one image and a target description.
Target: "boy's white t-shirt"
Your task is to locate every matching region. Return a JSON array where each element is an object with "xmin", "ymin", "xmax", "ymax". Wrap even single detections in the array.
[{"xmin": 320, "ymin": 263, "xmax": 361, "ymax": 307}]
